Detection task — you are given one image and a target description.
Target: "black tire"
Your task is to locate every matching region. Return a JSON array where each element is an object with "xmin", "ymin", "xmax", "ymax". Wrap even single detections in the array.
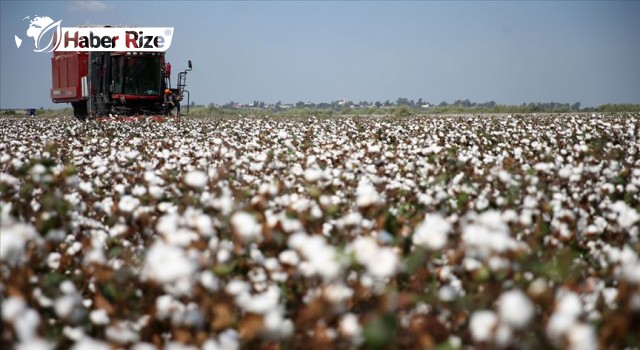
[{"xmin": 71, "ymin": 101, "xmax": 88, "ymax": 121}]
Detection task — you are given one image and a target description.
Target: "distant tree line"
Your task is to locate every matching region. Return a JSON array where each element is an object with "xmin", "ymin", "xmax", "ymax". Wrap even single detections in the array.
[{"xmin": 202, "ymin": 98, "xmax": 640, "ymax": 114}]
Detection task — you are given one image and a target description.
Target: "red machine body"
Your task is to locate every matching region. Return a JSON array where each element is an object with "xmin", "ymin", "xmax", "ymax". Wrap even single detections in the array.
[
  {"xmin": 50, "ymin": 35, "xmax": 192, "ymax": 120},
  {"xmin": 51, "ymin": 51, "xmax": 88, "ymax": 103}
]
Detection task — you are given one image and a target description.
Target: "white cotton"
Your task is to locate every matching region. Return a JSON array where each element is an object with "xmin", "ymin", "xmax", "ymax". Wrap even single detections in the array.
[
  {"xmin": 367, "ymin": 144, "xmax": 381, "ymax": 154},
  {"xmin": 62, "ymin": 326, "xmax": 84, "ymax": 341},
  {"xmin": 156, "ymin": 215, "xmax": 179, "ymax": 238},
  {"xmin": 339, "ymin": 313, "xmax": 362, "ymax": 338},
  {"xmin": 118, "ymin": 195, "xmax": 140, "ymax": 213},
  {"xmin": 438, "ymin": 285, "xmax": 457, "ymax": 302},
  {"xmin": 89, "ymin": 309, "xmax": 110, "ymax": 325},
  {"xmin": 164, "ymin": 228, "xmax": 199, "ymax": 247},
  {"xmin": 611, "ymin": 201, "xmax": 640, "ymax": 229},
  {"xmin": 350, "ymin": 236, "xmax": 379, "ymax": 266},
  {"xmin": 148, "ymin": 185, "xmax": 164, "ymax": 199},
  {"xmin": 199, "ymin": 271, "xmax": 219, "ymax": 291},
  {"xmin": 14, "ymin": 308, "xmax": 40, "ymax": 341},
  {"xmin": 546, "ymin": 290, "xmax": 584, "ymax": 342},
  {"xmin": 184, "ymin": 170, "xmax": 207, "ymax": 189},
  {"xmin": 263, "ymin": 310, "xmax": 294, "ymax": 338},
  {"xmin": 78, "ymin": 181, "xmax": 93, "ymax": 194},
  {"xmin": 141, "ymin": 240, "xmax": 196, "ymax": 285},
  {"xmin": 349, "ymin": 236, "xmax": 398, "ymax": 279},
  {"xmin": 469, "ymin": 310, "xmax": 498, "ymax": 342},
  {"xmin": 602, "ymin": 288, "xmax": 618, "ymax": 308},
  {"xmin": 15, "ymin": 338, "xmax": 53, "ymax": 350},
  {"xmin": 462, "ymin": 210, "xmax": 514, "ymax": 259},
  {"xmin": 130, "ymin": 343, "xmax": 157, "ymax": 350},
  {"xmin": 494, "ymin": 323, "xmax": 513, "ymax": 347},
  {"xmin": 289, "ymin": 232, "xmax": 343, "ymax": 280},
  {"xmin": 413, "ymin": 214, "xmax": 451, "ymax": 250},
  {"xmin": 567, "ymin": 323, "xmax": 597, "ymax": 350},
  {"xmin": 498, "ymin": 289, "xmax": 534, "ymax": 329},
  {"xmin": 556, "ymin": 292, "xmax": 582, "ymax": 317},
  {"xmin": 2, "ymin": 296, "xmax": 27, "ymax": 321},
  {"xmin": 558, "ymin": 166, "xmax": 572, "ymax": 178},
  {"xmin": 106, "ymin": 323, "xmax": 140, "ymax": 344},
  {"xmin": 238, "ymin": 285, "xmax": 280, "ymax": 315},
  {"xmin": 278, "ymin": 249, "xmax": 300, "ymax": 266},
  {"xmin": 0, "ymin": 216, "xmax": 41, "ymax": 266},
  {"xmin": 70, "ymin": 337, "xmax": 110, "ymax": 350},
  {"xmin": 475, "ymin": 196, "xmax": 489, "ymax": 211},
  {"xmin": 54, "ymin": 295, "xmax": 80, "ymax": 319},
  {"xmin": 356, "ymin": 179, "xmax": 380, "ymax": 207},
  {"xmin": 225, "ymin": 279, "xmax": 250, "ymax": 296},
  {"xmin": 367, "ymin": 247, "xmax": 398, "ymax": 279},
  {"xmin": 304, "ymin": 167, "xmax": 323, "ymax": 183},
  {"xmin": 230, "ymin": 212, "xmax": 262, "ymax": 241},
  {"xmin": 217, "ymin": 329, "xmax": 240, "ymax": 350},
  {"xmin": 131, "ymin": 185, "xmax": 146, "ymax": 196},
  {"xmin": 324, "ymin": 283, "xmax": 354, "ymax": 303},
  {"xmin": 155, "ymin": 295, "xmax": 179, "ymax": 320},
  {"xmin": 623, "ymin": 260, "xmax": 640, "ymax": 283}
]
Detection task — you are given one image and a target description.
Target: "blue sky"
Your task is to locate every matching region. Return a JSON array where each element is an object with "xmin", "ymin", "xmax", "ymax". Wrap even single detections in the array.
[{"xmin": 1, "ymin": 0, "xmax": 639, "ymax": 109}]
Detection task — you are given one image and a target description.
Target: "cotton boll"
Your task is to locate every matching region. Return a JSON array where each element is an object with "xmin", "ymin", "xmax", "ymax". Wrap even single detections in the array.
[
  {"xmin": 356, "ymin": 179, "xmax": 380, "ymax": 207},
  {"xmin": 350, "ymin": 236, "xmax": 379, "ymax": 266},
  {"xmin": 141, "ymin": 240, "xmax": 196, "ymax": 285},
  {"xmin": 105, "ymin": 322, "xmax": 140, "ymax": 344},
  {"xmin": 230, "ymin": 212, "xmax": 262, "ymax": 241},
  {"xmin": 118, "ymin": 195, "xmax": 140, "ymax": 213},
  {"xmin": 199, "ymin": 271, "xmax": 219, "ymax": 291},
  {"xmin": 89, "ymin": 309, "xmax": 110, "ymax": 325},
  {"xmin": 278, "ymin": 250, "xmax": 300, "ymax": 266},
  {"xmin": 498, "ymin": 289, "xmax": 534, "ymax": 329},
  {"xmin": 70, "ymin": 337, "xmax": 110, "ymax": 350},
  {"xmin": 2, "ymin": 297, "xmax": 26, "ymax": 321},
  {"xmin": 438, "ymin": 285, "xmax": 457, "ymax": 302},
  {"xmin": 240, "ymin": 285, "xmax": 281, "ymax": 314},
  {"xmin": 558, "ymin": 166, "xmax": 572, "ymax": 179},
  {"xmin": 339, "ymin": 313, "xmax": 362, "ymax": 340},
  {"xmin": 304, "ymin": 167, "xmax": 323, "ymax": 183},
  {"xmin": 15, "ymin": 338, "xmax": 53, "ymax": 350},
  {"xmin": 131, "ymin": 185, "xmax": 147, "ymax": 197},
  {"xmin": 289, "ymin": 233, "xmax": 343, "ymax": 280},
  {"xmin": 263, "ymin": 310, "xmax": 294, "ymax": 339},
  {"xmin": 556, "ymin": 292, "xmax": 582, "ymax": 318},
  {"xmin": 469, "ymin": 310, "xmax": 498, "ymax": 342},
  {"xmin": 62, "ymin": 326, "xmax": 84, "ymax": 341},
  {"xmin": 184, "ymin": 170, "xmax": 208, "ymax": 189},
  {"xmin": 324, "ymin": 283, "xmax": 354, "ymax": 304},
  {"xmin": 54, "ymin": 294, "xmax": 81, "ymax": 320},
  {"xmin": 0, "ymin": 217, "xmax": 41, "ymax": 266},
  {"xmin": 367, "ymin": 247, "xmax": 398, "ymax": 279},
  {"xmin": 567, "ymin": 323, "xmax": 597, "ymax": 350},
  {"xmin": 14, "ymin": 308, "xmax": 40, "ymax": 341},
  {"xmin": 413, "ymin": 214, "xmax": 451, "ymax": 250},
  {"xmin": 217, "ymin": 329, "xmax": 240, "ymax": 350},
  {"xmin": 494, "ymin": 323, "xmax": 513, "ymax": 348},
  {"xmin": 225, "ymin": 279, "xmax": 250, "ymax": 296},
  {"xmin": 611, "ymin": 201, "xmax": 640, "ymax": 229}
]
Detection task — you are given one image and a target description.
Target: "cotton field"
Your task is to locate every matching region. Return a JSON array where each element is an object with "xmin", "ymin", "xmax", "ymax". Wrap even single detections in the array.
[{"xmin": 1, "ymin": 113, "xmax": 639, "ymax": 349}]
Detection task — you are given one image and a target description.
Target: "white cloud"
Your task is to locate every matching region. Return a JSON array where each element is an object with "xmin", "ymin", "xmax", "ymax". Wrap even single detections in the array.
[{"xmin": 70, "ymin": 1, "xmax": 108, "ymax": 12}]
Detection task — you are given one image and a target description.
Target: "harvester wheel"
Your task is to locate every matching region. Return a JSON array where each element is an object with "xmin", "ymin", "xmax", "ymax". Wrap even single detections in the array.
[{"xmin": 72, "ymin": 102, "xmax": 88, "ymax": 121}]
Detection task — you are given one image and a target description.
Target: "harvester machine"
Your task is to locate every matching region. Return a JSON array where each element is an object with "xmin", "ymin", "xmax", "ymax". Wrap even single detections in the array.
[{"xmin": 51, "ymin": 46, "xmax": 192, "ymax": 120}]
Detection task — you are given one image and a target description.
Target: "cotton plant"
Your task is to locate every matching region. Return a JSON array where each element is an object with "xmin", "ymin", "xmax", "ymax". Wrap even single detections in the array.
[{"xmin": 0, "ymin": 114, "xmax": 639, "ymax": 348}]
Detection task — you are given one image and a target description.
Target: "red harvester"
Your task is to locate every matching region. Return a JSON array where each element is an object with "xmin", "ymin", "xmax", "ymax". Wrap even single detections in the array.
[{"xmin": 51, "ymin": 37, "xmax": 192, "ymax": 120}]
